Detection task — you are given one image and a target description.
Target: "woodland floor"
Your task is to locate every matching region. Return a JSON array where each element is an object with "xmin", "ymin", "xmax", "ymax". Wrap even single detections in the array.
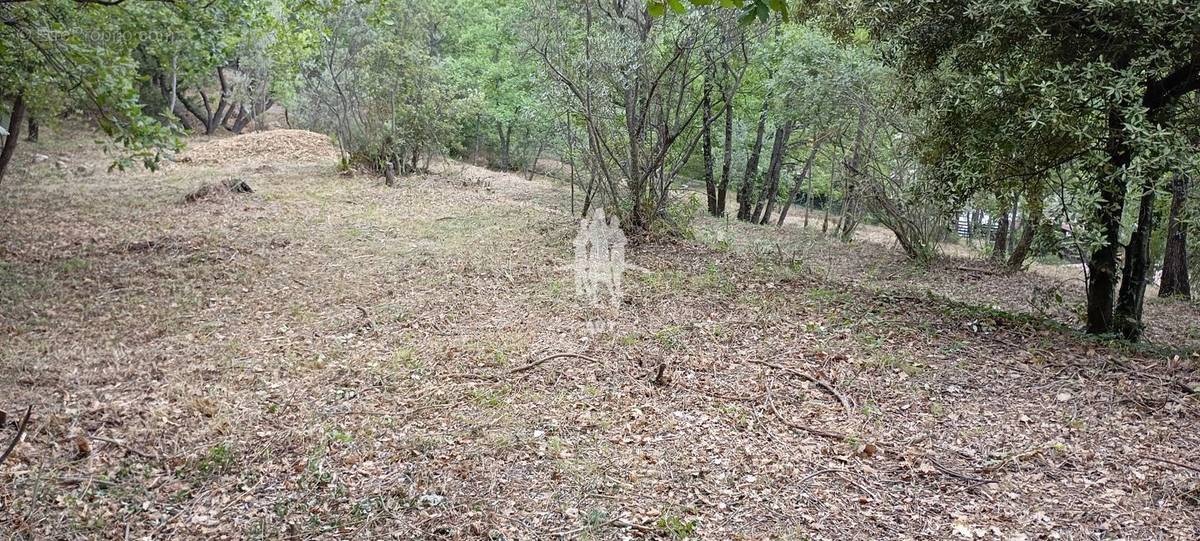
[{"xmin": 1, "ymin": 126, "xmax": 1199, "ymax": 540}]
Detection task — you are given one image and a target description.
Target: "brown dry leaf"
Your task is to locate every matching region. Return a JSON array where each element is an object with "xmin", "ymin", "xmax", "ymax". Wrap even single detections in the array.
[{"xmin": 72, "ymin": 435, "xmax": 91, "ymax": 459}]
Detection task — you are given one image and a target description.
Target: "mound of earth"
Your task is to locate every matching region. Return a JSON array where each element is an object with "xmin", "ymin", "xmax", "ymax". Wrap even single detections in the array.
[{"xmin": 179, "ymin": 129, "xmax": 339, "ymax": 166}]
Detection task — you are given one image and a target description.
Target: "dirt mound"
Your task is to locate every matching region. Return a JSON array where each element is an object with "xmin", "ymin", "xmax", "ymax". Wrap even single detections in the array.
[{"xmin": 179, "ymin": 129, "xmax": 339, "ymax": 166}]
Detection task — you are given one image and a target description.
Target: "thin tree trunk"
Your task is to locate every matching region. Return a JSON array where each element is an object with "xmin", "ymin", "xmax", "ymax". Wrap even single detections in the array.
[
  {"xmin": 753, "ymin": 124, "xmax": 790, "ymax": 224},
  {"xmin": 25, "ymin": 116, "xmax": 37, "ymax": 142},
  {"xmin": 970, "ymin": 208, "xmax": 984, "ymax": 245},
  {"xmin": 581, "ymin": 171, "xmax": 596, "ymax": 218},
  {"xmin": 497, "ymin": 122, "xmax": 508, "ymax": 170},
  {"xmin": 384, "ymin": 161, "xmax": 396, "ymax": 187},
  {"xmin": 803, "ymin": 166, "xmax": 813, "ymax": 228},
  {"xmin": 565, "ymin": 114, "xmax": 578, "ymax": 215},
  {"xmin": 1159, "ymin": 173, "xmax": 1191, "ymax": 298},
  {"xmin": 0, "ymin": 93, "xmax": 26, "ymax": 186},
  {"xmin": 737, "ymin": 93, "xmax": 770, "ymax": 221},
  {"xmin": 1114, "ymin": 178, "xmax": 1157, "ymax": 340},
  {"xmin": 990, "ymin": 194, "xmax": 1011, "ymax": 262},
  {"xmin": 822, "ymin": 155, "xmax": 833, "ymax": 234},
  {"xmin": 1007, "ymin": 186, "xmax": 1044, "ymax": 270},
  {"xmin": 169, "ymin": 53, "xmax": 178, "ymax": 117},
  {"xmin": 777, "ymin": 139, "xmax": 822, "ymax": 227},
  {"xmin": 716, "ymin": 83, "xmax": 734, "ymax": 216},
  {"xmin": 838, "ymin": 112, "xmax": 867, "ymax": 241},
  {"xmin": 701, "ymin": 64, "xmax": 717, "ymax": 216},
  {"xmin": 525, "ymin": 136, "xmax": 547, "ymax": 181}
]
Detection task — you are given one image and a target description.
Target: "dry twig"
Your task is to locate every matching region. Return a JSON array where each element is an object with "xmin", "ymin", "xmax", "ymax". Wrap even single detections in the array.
[
  {"xmin": 752, "ymin": 359, "xmax": 854, "ymax": 412},
  {"xmin": 1143, "ymin": 455, "xmax": 1200, "ymax": 474},
  {"xmin": 510, "ymin": 352, "xmax": 601, "ymax": 374},
  {"xmin": 0, "ymin": 405, "xmax": 32, "ymax": 466},
  {"xmin": 90, "ymin": 435, "xmax": 161, "ymax": 460},
  {"xmin": 928, "ymin": 456, "xmax": 997, "ymax": 485},
  {"xmin": 763, "ymin": 379, "xmax": 845, "ymax": 441}
]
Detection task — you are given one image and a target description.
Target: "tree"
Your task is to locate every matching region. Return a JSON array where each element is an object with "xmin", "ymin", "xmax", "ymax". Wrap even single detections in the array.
[
  {"xmin": 1007, "ymin": 184, "xmax": 1048, "ymax": 270},
  {"xmin": 292, "ymin": 0, "xmax": 461, "ymax": 173},
  {"xmin": 861, "ymin": 0, "xmax": 1200, "ymax": 340},
  {"xmin": 0, "ymin": 94, "xmax": 26, "ymax": 185},
  {"xmin": 444, "ymin": 0, "xmax": 544, "ymax": 172},
  {"xmin": 0, "ymin": 0, "xmax": 186, "ymax": 181},
  {"xmin": 530, "ymin": 1, "xmax": 737, "ymax": 234},
  {"xmin": 1159, "ymin": 172, "xmax": 1192, "ymax": 298}
]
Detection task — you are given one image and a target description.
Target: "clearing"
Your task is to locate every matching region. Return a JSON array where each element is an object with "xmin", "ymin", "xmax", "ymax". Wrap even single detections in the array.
[{"xmin": 1, "ymin": 128, "xmax": 1198, "ymax": 540}]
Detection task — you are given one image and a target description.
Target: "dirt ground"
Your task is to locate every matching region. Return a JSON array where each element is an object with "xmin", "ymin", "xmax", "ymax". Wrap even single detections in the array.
[{"xmin": 2, "ymin": 128, "xmax": 1198, "ymax": 540}]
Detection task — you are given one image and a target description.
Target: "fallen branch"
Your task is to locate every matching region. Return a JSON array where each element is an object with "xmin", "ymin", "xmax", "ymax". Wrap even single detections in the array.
[
  {"xmin": 764, "ymin": 379, "xmax": 845, "ymax": 441},
  {"xmin": 510, "ymin": 352, "xmax": 601, "ymax": 374},
  {"xmin": 1143, "ymin": 455, "xmax": 1200, "ymax": 474},
  {"xmin": 0, "ymin": 405, "xmax": 32, "ymax": 466},
  {"xmin": 90, "ymin": 435, "xmax": 160, "ymax": 461},
  {"xmin": 796, "ymin": 468, "xmax": 881, "ymax": 501},
  {"xmin": 751, "ymin": 359, "xmax": 854, "ymax": 412},
  {"xmin": 928, "ymin": 456, "xmax": 996, "ymax": 485}
]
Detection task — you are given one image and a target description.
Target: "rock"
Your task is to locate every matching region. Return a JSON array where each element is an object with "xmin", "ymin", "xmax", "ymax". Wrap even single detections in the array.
[
  {"xmin": 54, "ymin": 159, "xmax": 67, "ymax": 169},
  {"xmin": 73, "ymin": 165, "xmax": 94, "ymax": 177},
  {"xmin": 32, "ymin": 154, "xmax": 49, "ymax": 163}
]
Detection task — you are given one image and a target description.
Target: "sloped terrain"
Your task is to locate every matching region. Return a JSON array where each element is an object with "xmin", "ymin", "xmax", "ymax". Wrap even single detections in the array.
[{"xmin": 1, "ymin": 129, "xmax": 1198, "ymax": 540}]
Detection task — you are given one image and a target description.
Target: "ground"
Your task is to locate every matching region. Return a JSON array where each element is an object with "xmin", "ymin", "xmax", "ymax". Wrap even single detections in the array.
[{"xmin": 1, "ymin": 126, "xmax": 1198, "ymax": 540}]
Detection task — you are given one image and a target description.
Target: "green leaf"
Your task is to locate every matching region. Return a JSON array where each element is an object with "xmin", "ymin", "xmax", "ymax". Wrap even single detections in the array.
[
  {"xmin": 689, "ymin": 0, "xmax": 715, "ymax": 5},
  {"xmin": 667, "ymin": 0, "xmax": 686, "ymax": 14},
  {"xmin": 720, "ymin": 0, "xmax": 744, "ymax": 6},
  {"xmin": 648, "ymin": 1, "xmax": 666, "ymax": 17},
  {"xmin": 738, "ymin": 7, "xmax": 757, "ymax": 25},
  {"xmin": 769, "ymin": 0, "xmax": 788, "ymax": 21}
]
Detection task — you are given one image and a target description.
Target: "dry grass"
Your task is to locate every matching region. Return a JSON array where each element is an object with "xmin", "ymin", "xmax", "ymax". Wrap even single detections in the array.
[{"xmin": 1, "ymin": 127, "xmax": 1198, "ymax": 540}]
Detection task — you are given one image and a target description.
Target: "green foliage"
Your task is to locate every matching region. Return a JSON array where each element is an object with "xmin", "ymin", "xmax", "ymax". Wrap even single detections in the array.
[
  {"xmin": 650, "ymin": 0, "xmax": 783, "ymax": 24},
  {"xmin": 0, "ymin": 0, "xmax": 196, "ymax": 169}
]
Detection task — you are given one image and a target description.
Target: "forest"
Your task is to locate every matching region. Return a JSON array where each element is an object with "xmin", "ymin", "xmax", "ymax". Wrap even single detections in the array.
[{"xmin": 1, "ymin": 0, "xmax": 1198, "ymax": 539}]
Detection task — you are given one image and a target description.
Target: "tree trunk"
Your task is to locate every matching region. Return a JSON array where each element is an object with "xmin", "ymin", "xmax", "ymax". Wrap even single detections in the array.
[
  {"xmin": 1114, "ymin": 178, "xmax": 1157, "ymax": 340},
  {"xmin": 384, "ymin": 161, "xmax": 396, "ymax": 187},
  {"xmin": 230, "ymin": 99, "xmax": 270, "ymax": 134},
  {"xmin": 25, "ymin": 116, "xmax": 37, "ymax": 142},
  {"xmin": 1084, "ymin": 108, "xmax": 1131, "ymax": 336},
  {"xmin": 496, "ymin": 122, "xmax": 511, "ymax": 171},
  {"xmin": 803, "ymin": 166, "xmax": 813, "ymax": 228},
  {"xmin": 737, "ymin": 93, "xmax": 770, "ymax": 221},
  {"xmin": 0, "ymin": 93, "xmax": 26, "ymax": 186},
  {"xmin": 1159, "ymin": 173, "xmax": 1191, "ymax": 299},
  {"xmin": 1007, "ymin": 185, "xmax": 1044, "ymax": 270},
  {"xmin": 970, "ymin": 208, "xmax": 984, "ymax": 244},
  {"xmin": 777, "ymin": 139, "xmax": 822, "ymax": 227},
  {"xmin": 753, "ymin": 124, "xmax": 791, "ymax": 225},
  {"xmin": 837, "ymin": 112, "xmax": 867, "ymax": 241},
  {"xmin": 525, "ymin": 136, "xmax": 547, "ymax": 181},
  {"xmin": 716, "ymin": 84, "xmax": 734, "ymax": 216},
  {"xmin": 701, "ymin": 67, "xmax": 717, "ymax": 216},
  {"xmin": 155, "ymin": 73, "xmax": 195, "ymax": 131},
  {"xmin": 990, "ymin": 194, "xmax": 1011, "ymax": 262},
  {"xmin": 822, "ymin": 155, "xmax": 833, "ymax": 234}
]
